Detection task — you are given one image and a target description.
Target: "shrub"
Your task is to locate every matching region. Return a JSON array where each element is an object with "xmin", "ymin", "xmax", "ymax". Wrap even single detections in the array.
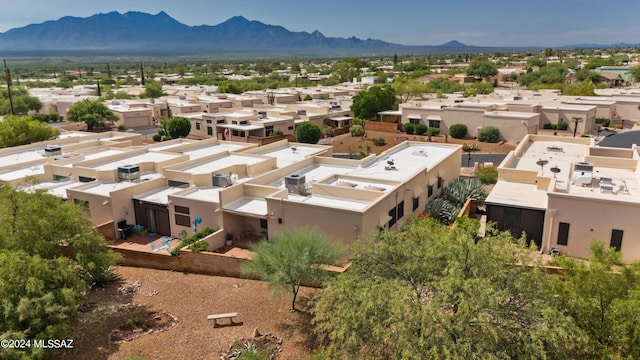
[
  {"xmin": 427, "ymin": 127, "xmax": 440, "ymax": 136},
  {"xmin": 556, "ymin": 121, "xmax": 569, "ymax": 130},
  {"xmin": 152, "ymin": 134, "xmax": 162, "ymax": 142},
  {"xmin": 323, "ymin": 126, "xmax": 334, "ymax": 138},
  {"xmin": 449, "ymin": 124, "xmax": 468, "ymax": 139},
  {"xmin": 373, "ymin": 138, "xmax": 386, "ymax": 146},
  {"xmin": 543, "ymin": 123, "xmax": 553, "ymax": 129},
  {"xmin": 352, "ymin": 118, "xmax": 365, "ymax": 126},
  {"xmin": 474, "ymin": 165, "xmax": 498, "ymax": 184},
  {"xmin": 118, "ymin": 124, "xmax": 127, "ymax": 131},
  {"xmin": 350, "ymin": 124, "xmax": 365, "ymax": 137},
  {"xmin": 161, "ymin": 135, "xmax": 172, "ymax": 142},
  {"xmin": 477, "ymin": 126, "xmax": 500, "ymax": 143},
  {"xmin": 595, "ymin": 117, "xmax": 610, "ymax": 127},
  {"xmin": 414, "ymin": 123, "xmax": 428, "ymax": 135},
  {"xmin": 462, "ymin": 143, "xmax": 479, "ymax": 152},
  {"xmin": 171, "ymin": 227, "xmax": 218, "ymax": 255},
  {"xmin": 295, "ymin": 122, "xmax": 322, "ymax": 144},
  {"xmin": 402, "ymin": 123, "xmax": 415, "ymax": 134}
]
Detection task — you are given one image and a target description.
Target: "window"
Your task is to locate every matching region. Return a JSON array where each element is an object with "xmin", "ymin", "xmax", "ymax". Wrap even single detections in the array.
[
  {"xmin": 174, "ymin": 206, "xmax": 190, "ymax": 215},
  {"xmin": 428, "ymin": 185, "xmax": 433, "ymax": 198},
  {"xmin": 437, "ymin": 177, "xmax": 443, "ymax": 189},
  {"xmin": 557, "ymin": 222, "xmax": 569, "ymax": 246},
  {"xmin": 195, "ymin": 122, "xmax": 201, "ymax": 130},
  {"xmin": 288, "ymin": 126, "xmax": 294, "ymax": 130},
  {"xmin": 217, "ymin": 119, "xmax": 225, "ymax": 124},
  {"xmin": 412, "ymin": 197, "xmax": 419, "ymax": 211},
  {"xmin": 429, "ymin": 120, "xmax": 441, "ymax": 129},
  {"xmin": 388, "ymin": 207, "xmax": 397, "ymax": 228},
  {"xmin": 397, "ymin": 201, "xmax": 405, "ymax": 220},
  {"xmin": 343, "ymin": 120, "xmax": 350, "ymax": 127},
  {"xmin": 174, "ymin": 205, "xmax": 191, "ymax": 227},
  {"xmin": 232, "ymin": 130, "xmax": 245, "ymax": 137},
  {"xmin": 206, "ymin": 119, "xmax": 212, "ymax": 124},
  {"xmin": 265, "ymin": 126, "xmax": 274, "ymax": 134},
  {"xmin": 232, "ymin": 120, "xmax": 238, "ymax": 125},
  {"xmin": 175, "ymin": 214, "xmax": 190, "ymax": 227},
  {"xmin": 409, "ymin": 118, "xmax": 420, "ymax": 125},
  {"xmin": 207, "ymin": 126, "xmax": 213, "ymax": 135},
  {"xmin": 610, "ymin": 229, "xmax": 624, "ymax": 251},
  {"xmin": 260, "ymin": 219, "xmax": 268, "ymax": 229}
]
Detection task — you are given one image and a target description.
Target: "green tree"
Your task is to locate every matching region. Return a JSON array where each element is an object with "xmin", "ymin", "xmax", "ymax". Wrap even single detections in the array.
[
  {"xmin": 163, "ymin": 117, "xmax": 191, "ymax": 139},
  {"xmin": 630, "ymin": 65, "xmax": 640, "ymax": 82},
  {"xmin": 391, "ymin": 77, "xmax": 428, "ymax": 103},
  {"xmin": 0, "ymin": 186, "xmax": 120, "ymax": 358},
  {"xmin": 66, "ymin": 99, "xmax": 118, "ymax": 130},
  {"xmin": 0, "ymin": 87, "xmax": 42, "ymax": 115},
  {"xmin": 351, "ymin": 85, "xmax": 397, "ymax": 120},
  {"xmin": 553, "ymin": 242, "xmax": 640, "ymax": 358},
  {"xmin": 466, "ymin": 57, "xmax": 498, "ymax": 79},
  {"xmin": 563, "ymin": 80, "xmax": 596, "ymax": 96},
  {"xmin": 141, "ymin": 81, "xmax": 166, "ymax": 99},
  {"xmin": 331, "ymin": 57, "xmax": 365, "ymax": 83},
  {"xmin": 294, "ymin": 121, "xmax": 322, "ymax": 144},
  {"xmin": 312, "ymin": 217, "xmax": 582, "ymax": 359},
  {"xmin": 0, "ymin": 115, "xmax": 60, "ymax": 148},
  {"xmin": 241, "ymin": 227, "xmax": 343, "ymax": 311}
]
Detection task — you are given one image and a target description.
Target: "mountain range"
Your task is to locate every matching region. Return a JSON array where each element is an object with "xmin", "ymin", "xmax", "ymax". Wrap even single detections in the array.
[
  {"xmin": 0, "ymin": 11, "xmax": 633, "ymax": 57},
  {"xmin": 0, "ymin": 11, "xmax": 524, "ymax": 56}
]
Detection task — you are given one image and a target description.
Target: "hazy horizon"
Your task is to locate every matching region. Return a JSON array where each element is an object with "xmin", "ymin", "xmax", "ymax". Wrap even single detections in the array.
[{"xmin": 1, "ymin": 1, "xmax": 639, "ymax": 48}]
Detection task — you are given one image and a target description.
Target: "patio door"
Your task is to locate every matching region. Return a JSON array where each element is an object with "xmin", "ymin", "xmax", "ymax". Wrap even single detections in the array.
[{"xmin": 133, "ymin": 200, "xmax": 171, "ymax": 236}]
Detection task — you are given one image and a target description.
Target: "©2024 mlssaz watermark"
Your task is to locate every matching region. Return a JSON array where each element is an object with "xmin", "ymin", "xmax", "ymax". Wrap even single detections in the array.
[{"xmin": 1, "ymin": 339, "xmax": 74, "ymax": 350}]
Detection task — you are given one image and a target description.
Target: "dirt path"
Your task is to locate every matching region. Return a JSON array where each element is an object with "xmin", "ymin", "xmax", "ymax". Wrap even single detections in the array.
[{"xmin": 57, "ymin": 266, "xmax": 317, "ymax": 360}]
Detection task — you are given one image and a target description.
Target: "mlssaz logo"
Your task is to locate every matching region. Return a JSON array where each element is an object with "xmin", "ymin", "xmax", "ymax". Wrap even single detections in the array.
[{"xmin": 34, "ymin": 339, "xmax": 74, "ymax": 349}]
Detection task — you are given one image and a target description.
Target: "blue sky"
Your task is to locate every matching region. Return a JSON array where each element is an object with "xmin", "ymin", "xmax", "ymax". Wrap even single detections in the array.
[{"xmin": 1, "ymin": 0, "xmax": 639, "ymax": 47}]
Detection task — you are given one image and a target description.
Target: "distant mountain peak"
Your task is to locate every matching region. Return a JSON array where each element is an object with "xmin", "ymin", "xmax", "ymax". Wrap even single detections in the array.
[{"xmin": 441, "ymin": 40, "xmax": 467, "ymax": 47}]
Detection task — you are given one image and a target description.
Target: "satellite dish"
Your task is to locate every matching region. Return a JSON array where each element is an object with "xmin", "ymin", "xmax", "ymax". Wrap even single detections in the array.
[
  {"xmin": 550, "ymin": 166, "xmax": 561, "ymax": 178},
  {"xmin": 536, "ymin": 158, "xmax": 549, "ymax": 174},
  {"xmin": 387, "ymin": 159, "xmax": 394, "ymax": 166}
]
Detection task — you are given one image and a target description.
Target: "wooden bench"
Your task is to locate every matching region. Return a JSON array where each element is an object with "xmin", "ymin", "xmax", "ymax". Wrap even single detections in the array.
[{"xmin": 207, "ymin": 312, "xmax": 238, "ymax": 327}]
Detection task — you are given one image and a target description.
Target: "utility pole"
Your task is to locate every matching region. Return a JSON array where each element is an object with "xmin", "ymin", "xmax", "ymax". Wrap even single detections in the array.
[{"xmin": 3, "ymin": 59, "xmax": 15, "ymax": 115}]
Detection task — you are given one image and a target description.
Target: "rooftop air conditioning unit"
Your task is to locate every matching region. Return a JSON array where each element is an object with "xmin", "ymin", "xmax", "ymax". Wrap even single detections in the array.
[
  {"xmin": 213, "ymin": 173, "xmax": 233, "ymax": 187},
  {"xmin": 285, "ymin": 174, "xmax": 306, "ymax": 195},
  {"xmin": 514, "ymin": 96, "xmax": 522, "ymax": 100},
  {"xmin": 179, "ymin": 95, "xmax": 187, "ymax": 100},
  {"xmin": 112, "ymin": 101, "xmax": 120, "ymax": 105},
  {"xmin": 454, "ymin": 99, "xmax": 464, "ymax": 103},
  {"xmin": 296, "ymin": 109, "xmax": 307, "ymax": 116},
  {"xmin": 258, "ymin": 111, "xmax": 267, "ymax": 119},
  {"xmin": 572, "ymin": 161, "xmax": 594, "ymax": 186},
  {"xmin": 44, "ymin": 145, "xmax": 62, "ymax": 157},
  {"xmin": 118, "ymin": 164, "xmax": 140, "ymax": 181}
]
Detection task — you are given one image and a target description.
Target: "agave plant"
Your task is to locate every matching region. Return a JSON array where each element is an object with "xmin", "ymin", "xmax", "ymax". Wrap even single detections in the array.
[
  {"xmin": 428, "ymin": 177, "xmax": 487, "ymax": 225},
  {"xmin": 442, "ymin": 177, "xmax": 487, "ymax": 207},
  {"xmin": 427, "ymin": 197, "xmax": 460, "ymax": 225}
]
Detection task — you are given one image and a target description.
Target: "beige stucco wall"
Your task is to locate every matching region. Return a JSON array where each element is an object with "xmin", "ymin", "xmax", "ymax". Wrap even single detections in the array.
[{"xmin": 544, "ymin": 194, "xmax": 640, "ymax": 263}]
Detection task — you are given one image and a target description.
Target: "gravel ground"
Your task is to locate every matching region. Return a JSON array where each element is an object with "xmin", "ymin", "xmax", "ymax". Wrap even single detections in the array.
[{"xmin": 55, "ymin": 266, "xmax": 317, "ymax": 360}]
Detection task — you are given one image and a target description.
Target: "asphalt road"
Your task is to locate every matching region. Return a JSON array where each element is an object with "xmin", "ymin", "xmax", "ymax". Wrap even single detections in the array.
[{"xmin": 461, "ymin": 153, "xmax": 507, "ymax": 168}]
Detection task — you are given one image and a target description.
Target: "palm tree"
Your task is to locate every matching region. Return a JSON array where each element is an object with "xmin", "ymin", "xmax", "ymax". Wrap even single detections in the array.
[{"xmin": 571, "ymin": 117, "xmax": 583, "ymax": 137}]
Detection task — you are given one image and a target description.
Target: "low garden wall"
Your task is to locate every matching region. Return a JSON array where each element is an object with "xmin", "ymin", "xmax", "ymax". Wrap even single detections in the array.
[{"xmin": 365, "ymin": 120, "xmax": 399, "ymax": 132}]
